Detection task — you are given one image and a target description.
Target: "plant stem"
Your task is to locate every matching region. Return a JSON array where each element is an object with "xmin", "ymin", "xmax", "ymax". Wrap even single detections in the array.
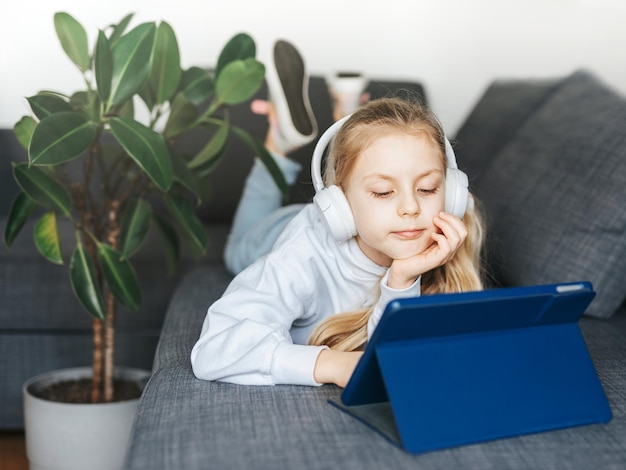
[
  {"xmin": 103, "ymin": 200, "xmax": 121, "ymax": 402},
  {"xmin": 104, "ymin": 291, "xmax": 116, "ymax": 402},
  {"xmin": 188, "ymin": 98, "xmax": 222, "ymax": 130},
  {"xmin": 92, "ymin": 319, "xmax": 103, "ymax": 403},
  {"xmin": 73, "ymin": 181, "xmax": 105, "ymax": 403}
]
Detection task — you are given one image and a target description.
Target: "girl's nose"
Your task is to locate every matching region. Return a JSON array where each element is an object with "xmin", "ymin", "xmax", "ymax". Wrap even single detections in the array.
[{"xmin": 399, "ymin": 193, "xmax": 420, "ymax": 216}]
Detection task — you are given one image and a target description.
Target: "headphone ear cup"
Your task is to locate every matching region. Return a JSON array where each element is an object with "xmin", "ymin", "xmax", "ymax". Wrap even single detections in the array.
[
  {"xmin": 445, "ymin": 168, "xmax": 470, "ymax": 219},
  {"xmin": 313, "ymin": 185, "xmax": 357, "ymax": 242}
]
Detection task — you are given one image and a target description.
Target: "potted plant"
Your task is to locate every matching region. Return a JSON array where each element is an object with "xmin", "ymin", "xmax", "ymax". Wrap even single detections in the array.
[{"xmin": 4, "ymin": 11, "xmax": 286, "ymax": 470}]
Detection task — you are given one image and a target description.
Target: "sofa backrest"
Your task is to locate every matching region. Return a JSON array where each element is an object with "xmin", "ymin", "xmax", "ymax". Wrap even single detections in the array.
[
  {"xmin": 454, "ymin": 77, "xmax": 562, "ymax": 186},
  {"xmin": 454, "ymin": 69, "xmax": 626, "ymax": 319}
]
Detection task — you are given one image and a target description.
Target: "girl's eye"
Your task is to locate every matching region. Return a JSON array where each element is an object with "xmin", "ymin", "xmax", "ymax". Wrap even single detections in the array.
[
  {"xmin": 418, "ymin": 187, "xmax": 438, "ymax": 195},
  {"xmin": 372, "ymin": 191, "xmax": 392, "ymax": 198}
]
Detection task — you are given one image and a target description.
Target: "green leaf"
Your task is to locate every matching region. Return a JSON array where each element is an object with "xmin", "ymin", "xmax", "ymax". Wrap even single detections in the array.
[
  {"xmin": 29, "ymin": 112, "xmax": 97, "ymax": 166},
  {"xmin": 232, "ymin": 126, "xmax": 289, "ymax": 200},
  {"xmin": 12, "ymin": 163, "xmax": 72, "ymax": 215},
  {"xmin": 70, "ymin": 240, "xmax": 105, "ymax": 320},
  {"xmin": 108, "ymin": 22, "xmax": 156, "ymax": 108},
  {"xmin": 54, "ymin": 12, "xmax": 90, "ymax": 72},
  {"xmin": 153, "ymin": 214, "xmax": 180, "ymax": 276},
  {"xmin": 115, "ymin": 96, "xmax": 135, "ymax": 120},
  {"xmin": 14, "ymin": 116, "xmax": 36, "ymax": 150},
  {"xmin": 179, "ymin": 67, "xmax": 214, "ymax": 105},
  {"xmin": 97, "ymin": 242, "xmax": 142, "ymax": 311},
  {"xmin": 109, "ymin": 117, "xmax": 173, "ymax": 190},
  {"xmin": 69, "ymin": 90, "xmax": 102, "ymax": 122},
  {"xmin": 95, "ymin": 30, "xmax": 113, "ymax": 103},
  {"xmin": 150, "ymin": 21, "xmax": 181, "ymax": 104},
  {"xmin": 138, "ymin": 80, "xmax": 156, "ymax": 111},
  {"xmin": 163, "ymin": 93, "xmax": 199, "ymax": 138},
  {"xmin": 108, "ymin": 13, "xmax": 134, "ymax": 46},
  {"xmin": 34, "ymin": 211, "xmax": 63, "ymax": 264},
  {"xmin": 188, "ymin": 121, "xmax": 230, "ymax": 171},
  {"xmin": 27, "ymin": 93, "xmax": 73, "ymax": 120},
  {"xmin": 215, "ymin": 33, "xmax": 256, "ymax": 77},
  {"xmin": 163, "ymin": 193, "xmax": 208, "ymax": 257},
  {"xmin": 170, "ymin": 148, "xmax": 200, "ymax": 200},
  {"xmin": 215, "ymin": 58, "xmax": 265, "ymax": 105},
  {"xmin": 120, "ymin": 199, "xmax": 152, "ymax": 258},
  {"xmin": 4, "ymin": 191, "xmax": 37, "ymax": 248}
]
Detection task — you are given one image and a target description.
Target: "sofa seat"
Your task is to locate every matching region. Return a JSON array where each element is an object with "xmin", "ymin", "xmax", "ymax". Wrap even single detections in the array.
[{"xmin": 125, "ymin": 265, "xmax": 626, "ymax": 469}]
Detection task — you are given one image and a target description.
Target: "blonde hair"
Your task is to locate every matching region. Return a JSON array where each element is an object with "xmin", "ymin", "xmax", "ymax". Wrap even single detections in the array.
[{"xmin": 308, "ymin": 97, "xmax": 485, "ymax": 351}]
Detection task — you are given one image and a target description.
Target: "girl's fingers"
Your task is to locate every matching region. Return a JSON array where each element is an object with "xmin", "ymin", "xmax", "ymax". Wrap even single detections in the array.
[
  {"xmin": 430, "ymin": 212, "xmax": 467, "ymax": 263},
  {"xmin": 436, "ymin": 211, "xmax": 466, "ymax": 231},
  {"xmin": 434, "ymin": 213, "xmax": 467, "ymax": 244},
  {"xmin": 390, "ymin": 213, "xmax": 469, "ymax": 282}
]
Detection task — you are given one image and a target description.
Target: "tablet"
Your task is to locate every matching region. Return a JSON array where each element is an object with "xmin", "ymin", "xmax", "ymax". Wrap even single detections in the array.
[{"xmin": 331, "ymin": 281, "xmax": 612, "ymax": 453}]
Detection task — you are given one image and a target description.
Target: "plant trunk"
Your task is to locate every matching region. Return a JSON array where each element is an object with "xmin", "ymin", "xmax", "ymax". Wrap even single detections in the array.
[
  {"xmin": 75, "ymin": 185, "xmax": 104, "ymax": 404},
  {"xmin": 104, "ymin": 292, "xmax": 116, "ymax": 402},
  {"xmin": 91, "ymin": 319, "xmax": 103, "ymax": 403},
  {"xmin": 103, "ymin": 200, "xmax": 121, "ymax": 402},
  {"xmin": 72, "ymin": 180, "xmax": 105, "ymax": 404}
]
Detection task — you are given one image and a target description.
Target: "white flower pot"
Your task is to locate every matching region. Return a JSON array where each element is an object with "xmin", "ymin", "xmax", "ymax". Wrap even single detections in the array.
[{"xmin": 23, "ymin": 366, "xmax": 150, "ymax": 470}]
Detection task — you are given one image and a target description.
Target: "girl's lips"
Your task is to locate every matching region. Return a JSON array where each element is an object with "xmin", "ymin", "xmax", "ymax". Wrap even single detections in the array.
[{"xmin": 392, "ymin": 229, "xmax": 424, "ymax": 240}]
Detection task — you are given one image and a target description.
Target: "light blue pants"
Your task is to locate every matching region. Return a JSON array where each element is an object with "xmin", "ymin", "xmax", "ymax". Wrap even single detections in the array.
[{"xmin": 224, "ymin": 155, "xmax": 305, "ymax": 275}]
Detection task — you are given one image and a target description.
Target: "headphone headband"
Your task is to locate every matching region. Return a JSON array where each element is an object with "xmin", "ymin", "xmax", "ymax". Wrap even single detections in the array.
[
  {"xmin": 311, "ymin": 114, "xmax": 461, "ymax": 189},
  {"xmin": 311, "ymin": 115, "xmax": 351, "ymax": 192}
]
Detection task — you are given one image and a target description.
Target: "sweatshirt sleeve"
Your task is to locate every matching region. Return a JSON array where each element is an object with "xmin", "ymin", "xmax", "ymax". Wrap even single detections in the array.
[
  {"xmin": 190, "ymin": 255, "xmax": 327, "ymax": 387},
  {"xmin": 367, "ymin": 270, "xmax": 421, "ymax": 339}
]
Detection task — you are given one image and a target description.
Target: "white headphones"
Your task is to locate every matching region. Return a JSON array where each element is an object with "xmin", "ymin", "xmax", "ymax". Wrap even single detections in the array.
[{"xmin": 311, "ymin": 115, "xmax": 469, "ymax": 242}]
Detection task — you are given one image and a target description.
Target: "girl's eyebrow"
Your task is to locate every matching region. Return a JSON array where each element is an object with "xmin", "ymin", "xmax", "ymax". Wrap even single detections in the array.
[{"xmin": 363, "ymin": 168, "xmax": 444, "ymax": 181}]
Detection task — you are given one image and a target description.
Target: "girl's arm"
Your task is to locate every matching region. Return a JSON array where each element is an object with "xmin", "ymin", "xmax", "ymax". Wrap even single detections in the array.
[
  {"xmin": 367, "ymin": 271, "xmax": 421, "ymax": 340},
  {"xmin": 190, "ymin": 257, "xmax": 327, "ymax": 387},
  {"xmin": 314, "ymin": 349, "xmax": 363, "ymax": 388}
]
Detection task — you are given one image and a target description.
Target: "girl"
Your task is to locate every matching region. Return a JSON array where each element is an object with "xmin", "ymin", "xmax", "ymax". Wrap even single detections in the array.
[{"xmin": 191, "ymin": 97, "xmax": 485, "ymax": 388}]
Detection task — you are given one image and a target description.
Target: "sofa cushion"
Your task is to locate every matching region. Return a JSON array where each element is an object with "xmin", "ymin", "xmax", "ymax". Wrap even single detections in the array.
[
  {"xmin": 474, "ymin": 70, "xmax": 626, "ymax": 319},
  {"xmin": 454, "ymin": 77, "xmax": 562, "ymax": 186}
]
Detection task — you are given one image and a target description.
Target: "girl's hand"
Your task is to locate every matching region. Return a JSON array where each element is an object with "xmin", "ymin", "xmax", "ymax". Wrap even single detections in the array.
[
  {"xmin": 387, "ymin": 212, "xmax": 468, "ymax": 289},
  {"xmin": 314, "ymin": 349, "xmax": 363, "ymax": 388}
]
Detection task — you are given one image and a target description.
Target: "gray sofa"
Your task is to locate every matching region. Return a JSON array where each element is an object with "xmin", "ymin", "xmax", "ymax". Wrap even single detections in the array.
[
  {"xmin": 124, "ymin": 69, "xmax": 626, "ymax": 469},
  {"xmin": 124, "ymin": 70, "xmax": 626, "ymax": 469}
]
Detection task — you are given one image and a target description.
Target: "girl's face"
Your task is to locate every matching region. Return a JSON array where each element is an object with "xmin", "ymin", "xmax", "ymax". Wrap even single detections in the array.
[{"xmin": 344, "ymin": 132, "xmax": 446, "ymax": 267}]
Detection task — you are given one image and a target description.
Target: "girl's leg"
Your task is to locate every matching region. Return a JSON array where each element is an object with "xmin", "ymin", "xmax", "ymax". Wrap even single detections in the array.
[
  {"xmin": 224, "ymin": 39, "xmax": 317, "ymax": 275},
  {"xmin": 224, "ymin": 155, "xmax": 303, "ymax": 275}
]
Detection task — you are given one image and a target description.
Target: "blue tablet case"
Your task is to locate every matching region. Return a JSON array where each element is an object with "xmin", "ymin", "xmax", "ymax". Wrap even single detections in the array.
[{"xmin": 329, "ymin": 281, "xmax": 612, "ymax": 454}]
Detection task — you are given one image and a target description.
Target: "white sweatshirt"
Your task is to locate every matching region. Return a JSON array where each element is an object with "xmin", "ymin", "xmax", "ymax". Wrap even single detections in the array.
[{"xmin": 190, "ymin": 204, "xmax": 421, "ymax": 386}]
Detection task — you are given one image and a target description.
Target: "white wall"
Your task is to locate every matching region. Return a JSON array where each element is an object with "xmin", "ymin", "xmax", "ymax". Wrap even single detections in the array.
[{"xmin": 1, "ymin": 0, "xmax": 625, "ymax": 134}]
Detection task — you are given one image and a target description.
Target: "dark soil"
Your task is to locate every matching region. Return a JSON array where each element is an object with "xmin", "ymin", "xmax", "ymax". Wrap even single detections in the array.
[{"xmin": 32, "ymin": 378, "xmax": 142, "ymax": 404}]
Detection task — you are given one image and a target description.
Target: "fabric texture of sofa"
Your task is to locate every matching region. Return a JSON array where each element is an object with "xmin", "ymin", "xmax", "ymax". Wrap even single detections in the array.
[{"xmin": 123, "ymin": 69, "xmax": 626, "ymax": 469}]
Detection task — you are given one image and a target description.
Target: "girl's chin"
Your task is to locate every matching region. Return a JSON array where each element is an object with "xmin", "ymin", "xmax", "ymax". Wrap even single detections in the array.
[
  {"xmin": 387, "ymin": 243, "xmax": 430, "ymax": 261},
  {"xmin": 357, "ymin": 238, "xmax": 430, "ymax": 266}
]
